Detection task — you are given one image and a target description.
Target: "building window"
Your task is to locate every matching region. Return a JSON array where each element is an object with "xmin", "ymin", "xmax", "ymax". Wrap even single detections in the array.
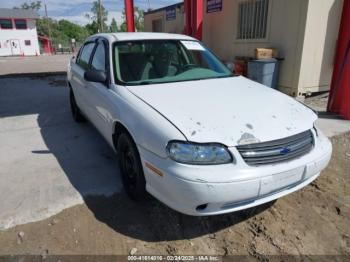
[
  {"xmin": 0, "ymin": 19, "xmax": 13, "ymax": 29},
  {"xmin": 237, "ymin": 0, "xmax": 269, "ymax": 40},
  {"xmin": 25, "ymin": 40, "xmax": 31, "ymax": 46},
  {"xmin": 15, "ymin": 19, "xmax": 27, "ymax": 29}
]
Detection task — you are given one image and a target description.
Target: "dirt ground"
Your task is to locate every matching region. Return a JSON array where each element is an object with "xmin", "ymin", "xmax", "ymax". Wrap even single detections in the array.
[
  {"xmin": 304, "ymin": 93, "xmax": 329, "ymax": 110},
  {"xmin": 0, "ymin": 130, "xmax": 349, "ymax": 259}
]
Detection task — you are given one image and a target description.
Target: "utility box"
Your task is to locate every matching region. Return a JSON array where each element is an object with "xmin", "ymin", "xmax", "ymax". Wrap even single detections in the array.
[{"xmin": 248, "ymin": 59, "xmax": 280, "ymax": 89}]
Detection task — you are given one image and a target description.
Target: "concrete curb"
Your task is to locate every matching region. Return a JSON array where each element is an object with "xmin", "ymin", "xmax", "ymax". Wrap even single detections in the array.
[{"xmin": 0, "ymin": 71, "xmax": 66, "ymax": 79}]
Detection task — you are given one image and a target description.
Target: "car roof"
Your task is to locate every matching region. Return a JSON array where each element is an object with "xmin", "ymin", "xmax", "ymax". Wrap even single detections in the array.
[{"xmin": 86, "ymin": 32, "xmax": 197, "ymax": 43}]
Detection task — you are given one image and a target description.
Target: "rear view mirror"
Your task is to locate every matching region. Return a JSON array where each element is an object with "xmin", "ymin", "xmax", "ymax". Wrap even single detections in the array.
[
  {"xmin": 225, "ymin": 62, "xmax": 234, "ymax": 72},
  {"xmin": 84, "ymin": 69, "xmax": 107, "ymax": 84}
]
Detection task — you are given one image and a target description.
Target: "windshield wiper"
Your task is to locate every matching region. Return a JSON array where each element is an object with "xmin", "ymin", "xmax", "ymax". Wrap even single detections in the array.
[
  {"xmin": 193, "ymin": 75, "xmax": 234, "ymax": 81},
  {"xmin": 139, "ymin": 81, "xmax": 154, "ymax": 85},
  {"xmin": 128, "ymin": 81, "xmax": 154, "ymax": 86},
  {"xmin": 126, "ymin": 74, "xmax": 235, "ymax": 86},
  {"xmin": 212, "ymin": 74, "xmax": 235, "ymax": 79}
]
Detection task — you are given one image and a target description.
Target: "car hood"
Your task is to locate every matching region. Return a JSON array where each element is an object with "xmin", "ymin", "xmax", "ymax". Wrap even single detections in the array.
[{"xmin": 126, "ymin": 76, "xmax": 317, "ymax": 146}]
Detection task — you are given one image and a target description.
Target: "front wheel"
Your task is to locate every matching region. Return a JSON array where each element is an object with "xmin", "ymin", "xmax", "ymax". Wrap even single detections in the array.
[
  {"xmin": 117, "ymin": 133, "xmax": 146, "ymax": 200},
  {"xmin": 69, "ymin": 88, "xmax": 86, "ymax": 122}
]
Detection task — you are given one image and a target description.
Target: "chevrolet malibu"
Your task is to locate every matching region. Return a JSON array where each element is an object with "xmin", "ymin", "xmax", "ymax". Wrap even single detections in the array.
[{"xmin": 67, "ymin": 33, "xmax": 332, "ymax": 216}]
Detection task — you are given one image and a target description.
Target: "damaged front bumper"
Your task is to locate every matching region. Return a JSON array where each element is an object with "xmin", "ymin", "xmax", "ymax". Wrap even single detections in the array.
[{"xmin": 139, "ymin": 129, "xmax": 332, "ymax": 216}]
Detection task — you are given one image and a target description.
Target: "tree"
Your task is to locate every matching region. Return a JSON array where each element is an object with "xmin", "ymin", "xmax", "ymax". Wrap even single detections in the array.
[
  {"xmin": 57, "ymin": 20, "xmax": 89, "ymax": 43},
  {"xmin": 36, "ymin": 17, "xmax": 56, "ymax": 37},
  {"xmin": 109, "ymin": 18, "xmax": 118, "ymax": 32},
  {"xmin": 14, "ymin": 1, "xmax": 90, "ymax": 48},
  {"xmin": 134, "ymin": 7, "xmax": 144, "ymax": 32},
  {"xmin": 85, "ymin": 21, "xmax": 99, "ymax": 35},
  {"xmin": 85, "ymin": 0, "xmax": 108, "ymax": 33},
  {"xmin": 14, "ymin": 1, "xmax": 41, "ymax": 11},
  {"xmin": 119, "ymin": 6, "xmax": 144, "ymax": 32},
  {"xmin": 37, "ymin": 17, "xmax": 89, "ymax": 48}
]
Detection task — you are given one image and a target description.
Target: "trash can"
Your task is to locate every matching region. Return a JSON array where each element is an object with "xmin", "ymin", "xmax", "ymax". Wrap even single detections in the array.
[{"xmin": 248, "ymin": 58, "xmax": 280, "ymax": 89}]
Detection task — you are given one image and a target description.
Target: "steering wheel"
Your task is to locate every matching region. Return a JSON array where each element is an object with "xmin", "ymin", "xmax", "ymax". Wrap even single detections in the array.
[{"xmin": 182, "ymin": 64, "xmax": 199, "ymax": 71}]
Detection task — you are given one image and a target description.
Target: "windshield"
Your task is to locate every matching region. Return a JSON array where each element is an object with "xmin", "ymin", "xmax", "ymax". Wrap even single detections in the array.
[{"xmin": 113, "ymin": 40, "xmax": 233, "ymax": 85}]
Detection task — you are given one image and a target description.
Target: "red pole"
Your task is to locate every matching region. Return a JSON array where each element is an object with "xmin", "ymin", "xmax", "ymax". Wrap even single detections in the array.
[
  {"xmin": 193, "ymin": 0, "xmax": 203, "ymax": 40},
  {"xmin": 48, "ymin": 39, "xmax": 52, "ymax": 54},
  {"xmin": 184, "ymin": 0, "xmax": 203, "ymax": 40},
  {"xmin": 327, "ymin": 0, "xmax": 350, "ymax": 119},
  {"xmin": 124, "ymin": 0, "xmax": 135, "ymax": 32}
]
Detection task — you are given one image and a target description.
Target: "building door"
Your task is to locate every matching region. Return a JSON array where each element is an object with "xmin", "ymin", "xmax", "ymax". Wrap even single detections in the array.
[
  {"xmin": 10, "ymin": 40, "xmax": 21, "ymax": 55},
  {"xmin": 152, "ymin": 19, "xmax": 163, "ymax": 32}
]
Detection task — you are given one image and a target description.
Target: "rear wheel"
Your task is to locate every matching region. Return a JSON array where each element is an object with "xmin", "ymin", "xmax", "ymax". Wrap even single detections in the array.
[
  {"xmin": 70, "ymin": 88, "xmax": 86, "ymax": 122},
  {"xmin": 117, "ymin": 132, "xmax": 146, "ymax": 200}
]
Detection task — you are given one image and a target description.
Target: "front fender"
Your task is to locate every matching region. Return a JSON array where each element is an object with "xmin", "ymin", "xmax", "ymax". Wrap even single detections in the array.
[{"xmin": 108, "ymin": 85, "xmax": 187, "ymax": 158}]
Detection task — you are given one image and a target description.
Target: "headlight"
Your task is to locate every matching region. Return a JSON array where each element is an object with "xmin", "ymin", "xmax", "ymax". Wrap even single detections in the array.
[{"xmin": 166, "ymin": 141, "xmax": 233, "ymax": 165}]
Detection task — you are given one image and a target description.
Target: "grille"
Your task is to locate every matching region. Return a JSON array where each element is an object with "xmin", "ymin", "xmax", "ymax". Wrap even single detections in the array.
[{"xmin": 237, "ymin": 130, "xmax": 314, "ymax": 166}]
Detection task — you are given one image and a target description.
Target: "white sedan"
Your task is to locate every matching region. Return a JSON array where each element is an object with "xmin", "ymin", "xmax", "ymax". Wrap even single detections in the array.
[{"xmin": 67, "ymin": 33, "xmax": 332, "ymax": 216}]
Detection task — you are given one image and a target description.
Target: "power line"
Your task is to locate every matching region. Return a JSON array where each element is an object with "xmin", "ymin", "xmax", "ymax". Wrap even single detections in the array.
[{"xmin": 98, "ymin": 0, "xmax": 103, "ymax": 32}]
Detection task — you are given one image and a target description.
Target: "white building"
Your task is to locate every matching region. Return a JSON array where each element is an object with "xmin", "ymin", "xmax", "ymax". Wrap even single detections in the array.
[{"xmin": 0, "ymin": 8, "xmax": 40, "ymax": 56}]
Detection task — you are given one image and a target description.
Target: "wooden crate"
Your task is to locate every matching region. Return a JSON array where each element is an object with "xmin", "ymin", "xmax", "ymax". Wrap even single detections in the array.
[{"xmin": 255, "ymin": 48, "xmax": 278, "ymax": 59}]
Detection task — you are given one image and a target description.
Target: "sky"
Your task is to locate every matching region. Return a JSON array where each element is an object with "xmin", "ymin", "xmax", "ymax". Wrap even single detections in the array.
[{"xmin": 1, "ymin": 0, "xmax": 180, "ymax": 26}]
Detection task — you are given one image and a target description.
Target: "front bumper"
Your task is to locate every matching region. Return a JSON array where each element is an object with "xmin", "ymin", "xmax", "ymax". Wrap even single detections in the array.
[{"xmin": 139, "ymin": 129, "xmax": 332, "ymax": 216}]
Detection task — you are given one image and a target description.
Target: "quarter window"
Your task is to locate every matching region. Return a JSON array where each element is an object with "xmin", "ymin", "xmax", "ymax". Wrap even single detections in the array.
[
  {"xmin": 237, "ymin": 0, "xmax": 269, "ymax": 40},
  {"xmin": 0, "ymin": 19, "xmax": 13, "ymax": 29},
  {"xmin": 15, "ymin": 19, "xmax": 27, "ymax": 29},
  {"xmin": 77, "ymin": 42, "xmax": 95, "ymax": 70},
  {"xmin": 91, "ymin": 42, "xmax": 106, "ymax": 71}
]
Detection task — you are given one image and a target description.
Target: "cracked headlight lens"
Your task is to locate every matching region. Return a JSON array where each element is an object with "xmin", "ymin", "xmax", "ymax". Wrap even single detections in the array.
[{"xmin": 166, "ymin": 141, "xmax": 233, "ymax": 165}]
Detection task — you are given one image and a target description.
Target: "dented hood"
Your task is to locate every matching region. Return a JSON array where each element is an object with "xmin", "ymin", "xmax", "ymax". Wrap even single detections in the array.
[{"xmin": 126, "ymin": 76, "xmax": 317, "ymax": 146}]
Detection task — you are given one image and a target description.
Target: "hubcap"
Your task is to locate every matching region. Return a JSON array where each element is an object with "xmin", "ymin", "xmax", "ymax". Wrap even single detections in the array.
[{"xmin": 122, "ymin": 146, "xmax": 137, "ymax": 188}]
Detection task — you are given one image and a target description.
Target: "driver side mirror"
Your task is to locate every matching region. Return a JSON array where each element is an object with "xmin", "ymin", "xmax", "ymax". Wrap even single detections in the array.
[{"xmin": 84, "ymin": 69, "xmax": 107, "ymax": 84}]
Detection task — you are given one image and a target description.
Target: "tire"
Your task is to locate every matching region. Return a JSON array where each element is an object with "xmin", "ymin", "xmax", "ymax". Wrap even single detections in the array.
[
  {"xmin": 70, "ymin": 88, "xmax": 86, "ymax": 122},
  {"xmin": 117, "ymin": 132, "xmax": 146, "ymax": 200}
]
